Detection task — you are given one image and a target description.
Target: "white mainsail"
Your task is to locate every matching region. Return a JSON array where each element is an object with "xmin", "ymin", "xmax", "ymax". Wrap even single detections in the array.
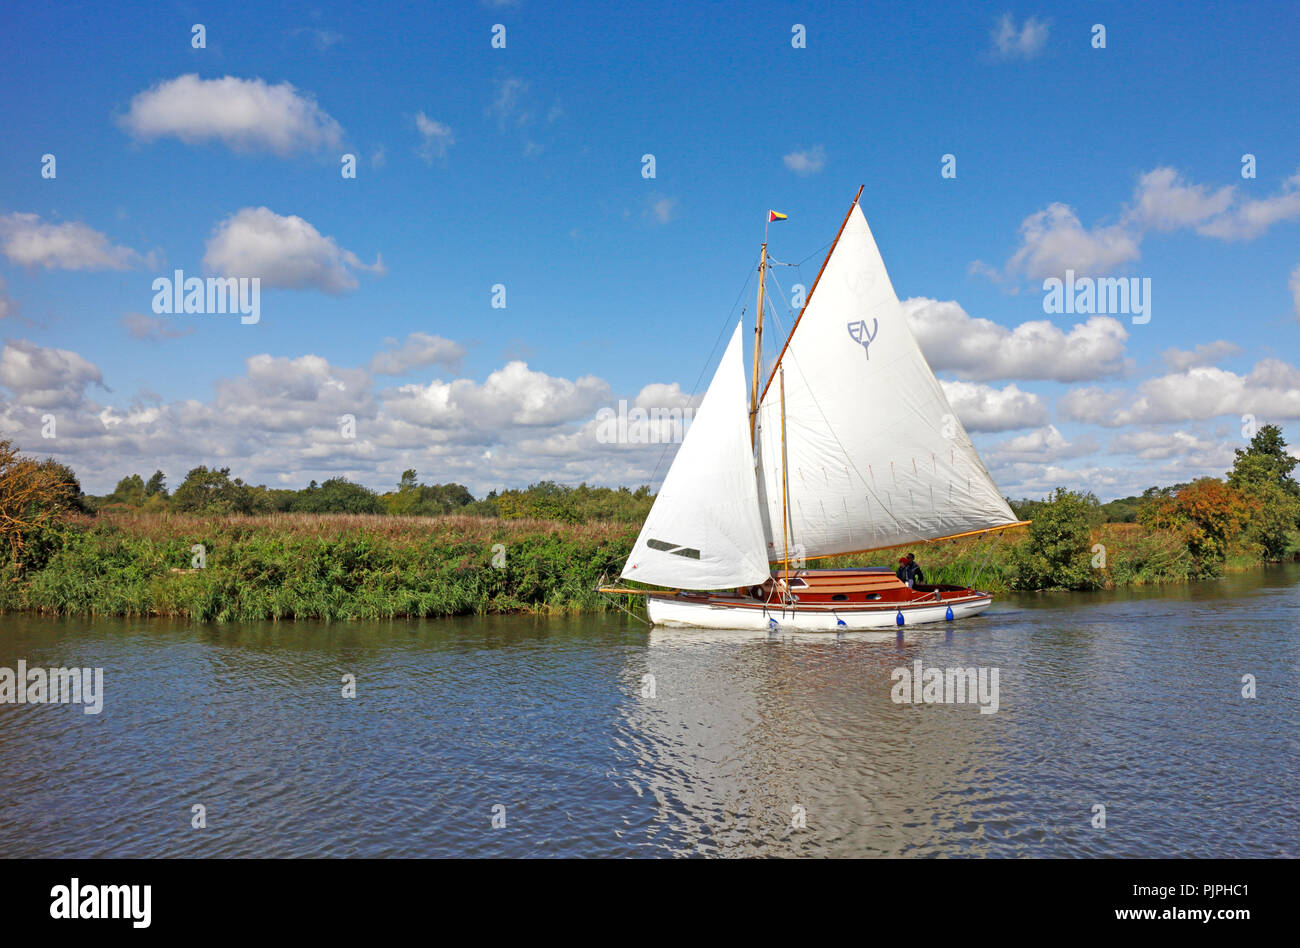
[
  {"xmin": 753, "ymin": 204, "xmax": 1018, "ymax": 560},
  {"xmin": 620, "ymin": 320, "xmax": 771, "ymax": 589}
]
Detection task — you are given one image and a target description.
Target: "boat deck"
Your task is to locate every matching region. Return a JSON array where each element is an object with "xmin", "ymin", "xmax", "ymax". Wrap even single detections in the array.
[{"xmin": 714, "ymin": 567, "xmax": 976, "ymax": 608}]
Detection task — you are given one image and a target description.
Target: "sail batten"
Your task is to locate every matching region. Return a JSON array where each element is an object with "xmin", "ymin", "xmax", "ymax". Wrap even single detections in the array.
[{"xmin": 753, "ymin": 204, "xmax": 1018, "ymax": 560}]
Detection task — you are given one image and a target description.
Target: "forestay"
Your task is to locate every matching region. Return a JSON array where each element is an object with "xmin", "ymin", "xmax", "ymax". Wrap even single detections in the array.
[
  {"xmin": 753, "ymin": 204, "xmax": 1018, "ymax": 560},
  {"xmin": 621, "ymin": 321, "xmax": 771, "ymax": 589}
]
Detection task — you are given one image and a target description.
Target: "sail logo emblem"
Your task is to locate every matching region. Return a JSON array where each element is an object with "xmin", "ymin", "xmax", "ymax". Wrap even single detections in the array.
[{"xmin": 847, "ymin": 318, "xmax": 878, "ymax": 359}]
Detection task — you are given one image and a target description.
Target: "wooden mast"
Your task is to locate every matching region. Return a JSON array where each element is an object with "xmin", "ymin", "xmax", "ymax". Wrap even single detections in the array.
[
  {"xmin": 779, "ymin": 363, "xmax": 790, "ymax": 569},
  {"xmin": 758, "ymin": 185, "xmax": 864, "ymax": 407},
  {"xmin": 748, "ymin": 240, "xmax": 768, "ymax": 443}
]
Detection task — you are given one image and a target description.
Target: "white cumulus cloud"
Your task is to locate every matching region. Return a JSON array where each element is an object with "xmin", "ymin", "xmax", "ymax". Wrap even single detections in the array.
[
  {"xmin": 903, "ymin": 298, "xmax": 1128, "ymax": 382},
  {"xmin": 1005, "ymin": 203, "xmax": 1139, "ymax": 280},
  {"xmin": 369, "ymin": 333, "xmax": 465, "ymax": 375},
  {"xmin": 1196, "ymin": 171, "xmax": 1300, "ymax": 240},
  {"xmin": 1123, "ymin": 167, "xmax": 1235, "ymax": 232},
  {"xmin": 120, "ymin": 74, "xmax": 344, "ymax": 156},
  {"xmin": 203, "ymin": 207, "xmax": 384, "ymax": 294},
  {"xmin": 121, "ymin": 312, "xmax": 193, "ymax": 341},
  {"xmin": 0, "ymin": 276, "xmax": 14, "ymax": 319},
  {"xmin": 1160, "ymin": 341, "xmax": 1242, "ymax": 372},
  {"xmin": 0, "ymin": 339, "xmax": 104, "ymax": 408},
  {"xmin": 385, "ymin": 361, "xmax": 610, "ymax": 429},
  {"xmin": 0, "ymin": 212, "xmax": 149, "ymax": 270},
  {"xmin": 940, "ymin": 380, "xmax": 1049, "ymax": 432},
  {"xmin": 988, "ymin": 425, "xmax": 1098, "ymax": 464},
  {"xmin": 1058, "ymin": 360, "xmax": 1300, "ymax": 426},
  {"xmin": 983, "ymin": 167, "xmax": 1300, "ymax": 284},
  {"xmin": 1109, "ymin": 429, "xmax": 1219, "ymax": 460}
]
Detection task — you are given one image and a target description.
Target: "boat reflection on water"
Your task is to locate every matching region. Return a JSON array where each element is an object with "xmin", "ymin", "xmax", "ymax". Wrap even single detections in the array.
[{"xmin": 612, "ymin": 623, "xmax": 1017, "ymax": 857}]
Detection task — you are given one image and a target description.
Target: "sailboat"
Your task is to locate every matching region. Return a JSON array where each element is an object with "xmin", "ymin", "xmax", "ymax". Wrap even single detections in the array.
[{"xmin": 601, "ymin": 187, "xmax": 1028, "ymax": 631}]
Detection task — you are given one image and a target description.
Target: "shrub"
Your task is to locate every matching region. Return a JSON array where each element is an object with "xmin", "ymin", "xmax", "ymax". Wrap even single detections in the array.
[
  {"xmin": 1138, "ymin": 478, "xmax": 1257, "ymax": 577},
  {"xmin": 0, "ymin": 441, "xmax": 83, "ymax": 566},
  {"xmin": 1010, "ymin": 488, "xmax": 1102, "ymax": 590},
  {"xmin": 291, "ymin": 478, "xmax": 385, "ymax": 514}
]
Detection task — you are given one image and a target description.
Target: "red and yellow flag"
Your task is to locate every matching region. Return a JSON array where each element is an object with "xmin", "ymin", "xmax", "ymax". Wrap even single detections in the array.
[{"xmin": 768, "ymin": 210, "xmax": 788, "ymax": 222}]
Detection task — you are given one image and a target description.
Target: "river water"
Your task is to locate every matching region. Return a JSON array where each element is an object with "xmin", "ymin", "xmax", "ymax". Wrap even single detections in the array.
[{"xmin": 1, "ymin": 564, "xmax": 1296, "ymax": 858}]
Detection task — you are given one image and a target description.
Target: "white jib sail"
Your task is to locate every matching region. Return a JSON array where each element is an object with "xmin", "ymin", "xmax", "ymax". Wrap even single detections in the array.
[
  {"xmin": 754, "ymin": 204, "xmax": 1018, "ymax": 560},
  {"xmin": 621, "ymin": 320, "xmax": 771, "ymax": 589}
]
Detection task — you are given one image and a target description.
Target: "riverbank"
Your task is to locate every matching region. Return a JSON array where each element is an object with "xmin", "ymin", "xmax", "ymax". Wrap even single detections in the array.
[
  {"xmin": 816, "ymin": 521, "xmax": 1273, "ymax": 594},
  {"xmin": 1, "ymin": 511, "xmax": 1293, "ymax": 621},
  {"xmin": 0, "ymin": 512, "xmax": 635, "ymax": 621}
]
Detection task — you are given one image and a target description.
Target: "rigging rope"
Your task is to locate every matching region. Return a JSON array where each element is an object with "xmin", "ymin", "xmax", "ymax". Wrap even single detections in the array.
[
  {"xmin": 602, "ymin": 590, "xmax": 652, "ymax": 627},
  {"xmin": 646, "ymin": 256, "xmax": 757, "ymax": 487},
  {"xmin": 768, "ymin": 239, "xmax": 834, "ymax": 270}
]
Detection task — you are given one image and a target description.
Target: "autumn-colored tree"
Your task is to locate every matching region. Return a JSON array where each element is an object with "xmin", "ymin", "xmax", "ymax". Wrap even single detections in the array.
[
  {"xmin": 0, "ymin": 440, "xmax": 79, "ymax": 565},
  {"xmin": 1138, "ymin": 477, "xmax": 1258, "ymax": 576}
]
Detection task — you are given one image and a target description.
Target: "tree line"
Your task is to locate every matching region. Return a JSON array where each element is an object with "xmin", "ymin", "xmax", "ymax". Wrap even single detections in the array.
[
  {"xmin": 1007, "ymin": 425, "xmax": 1300, "ymax": 587},
  {"xmin": 1, "ymin": 425, "xmax": 1296, "ymax": 582},
  {"xmin": 93, "ymin": 466, "xmax": 656, "ymax": 524}
]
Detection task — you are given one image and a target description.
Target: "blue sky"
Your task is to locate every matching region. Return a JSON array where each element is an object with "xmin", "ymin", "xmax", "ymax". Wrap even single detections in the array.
[{"xmin": 1, "ymin": 0, "xmax": 1298, "ymax": 498}]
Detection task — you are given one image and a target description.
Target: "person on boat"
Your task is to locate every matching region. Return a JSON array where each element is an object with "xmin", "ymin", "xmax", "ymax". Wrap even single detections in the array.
[{"xmin": 896, "ymin": 553, "xmax": 924, "ymax": 586}]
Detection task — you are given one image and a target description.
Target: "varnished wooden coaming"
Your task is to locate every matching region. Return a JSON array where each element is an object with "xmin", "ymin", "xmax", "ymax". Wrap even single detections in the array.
[{"xmin": 658, "ymin": 567, "xmax": 988, "ymax": 612}]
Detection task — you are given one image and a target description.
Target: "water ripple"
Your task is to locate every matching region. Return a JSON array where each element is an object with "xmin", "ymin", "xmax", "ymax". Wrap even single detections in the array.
[{"xmin": 0, "ymin": 566, "xmax": 1297, "ymax": 857}]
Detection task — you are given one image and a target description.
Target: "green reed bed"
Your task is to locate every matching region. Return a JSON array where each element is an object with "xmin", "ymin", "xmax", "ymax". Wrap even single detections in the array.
[
  {"xmin": 1, "ymin": 512, "xmax": 636, "ymax": 621},
  {"xmin": 0, "ymin": 512, "xmax": 1287, "ymax": 621}
]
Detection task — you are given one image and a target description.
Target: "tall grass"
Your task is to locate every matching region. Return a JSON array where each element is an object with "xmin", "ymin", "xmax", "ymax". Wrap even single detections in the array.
[
  {"xmin": 0, "ymin": 512, "xmax": 1285, "ymax": 621},
  {"xmin": 2, "ymin": 512, "xmax": 636, "ymax": 621}
]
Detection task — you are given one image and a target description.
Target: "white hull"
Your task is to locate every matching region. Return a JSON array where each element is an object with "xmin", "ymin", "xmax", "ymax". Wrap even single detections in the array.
[{"xmin": 646, "ymin": 593, "xmax": 992, "ymax": 632}]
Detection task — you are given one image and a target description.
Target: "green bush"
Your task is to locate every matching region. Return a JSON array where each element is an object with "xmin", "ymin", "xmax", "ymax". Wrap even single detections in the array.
[{"xmin": 1010, "ymin": 488, "xmax": 1102, "ymax": 591}]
